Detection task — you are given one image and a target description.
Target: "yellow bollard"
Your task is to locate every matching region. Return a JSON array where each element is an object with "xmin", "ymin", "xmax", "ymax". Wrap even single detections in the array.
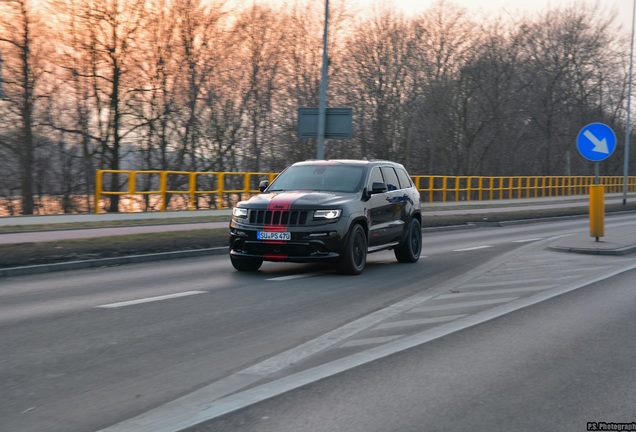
[{"xmin": 589, "ymin": 184, "xmax": 604, "ymax": 241}]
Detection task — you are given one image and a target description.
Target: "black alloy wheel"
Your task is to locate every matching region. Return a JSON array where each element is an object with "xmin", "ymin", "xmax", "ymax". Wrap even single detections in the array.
[
  {"xmin": 336, "ymin": 223, "xmax": 367, "ymax": 275},
  {"xmin": 394, "ymin": 218, "xmax": 422, "ymax": 263}
]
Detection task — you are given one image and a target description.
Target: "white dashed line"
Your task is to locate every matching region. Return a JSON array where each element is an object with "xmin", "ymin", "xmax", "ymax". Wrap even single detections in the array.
[
  {"xmin": 96, "ymin": 291, "xmax": 207, "ymax": 308},
  {"xmin": 513, "ymin": 238, "xmax": 544, "ymax": 243},
  {"xmin": 436, "ymin": 285, "xmax": 554, "ymax": 299},
  {"xmin": 374, "ymin": 314, "xmax": 467, "ymax": 330},
  {"xmin": 267, "ymin": 273, "xmax": 321, "ymax": 281},
  {"xmin": 453, "ymin": 245, "xmax": 492, "ymax": 252},
  {"xmin": 411, "ymin": 297, "xmax": 518, "ymax": 313},
  {"xmin": 340, "ymin": 335, "xmax": 404, "ymax": 348}
]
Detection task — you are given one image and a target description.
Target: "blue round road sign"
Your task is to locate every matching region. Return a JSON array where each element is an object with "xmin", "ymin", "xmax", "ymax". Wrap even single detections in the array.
[{"xmin": 576, "ymin": 123, "xmax": 617, "ymax": 162}]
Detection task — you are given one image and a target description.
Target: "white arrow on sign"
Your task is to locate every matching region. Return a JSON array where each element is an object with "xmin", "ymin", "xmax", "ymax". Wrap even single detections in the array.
[{"xmin": 583, "ymin": 130, "xmax": 609, "ymax": 154}]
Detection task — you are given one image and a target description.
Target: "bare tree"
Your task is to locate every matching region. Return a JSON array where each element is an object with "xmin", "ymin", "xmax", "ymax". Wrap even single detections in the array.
[
  {"xmin": 61, "ymin": 0, "xmax": 147, "ymax": 212},
  {"xmin": 0, "ymin": 0, "xmax": 633, "ymax": 215},
  {"xmin": 0, "ymin": 0, "xmax": 47, "ymax": 214},
  {"xmin": 339, "ymin": 8, "xmax": 416, "ymax": 164},
  {"xmin": 45, "ymin": 0, "xmax": 103, "ymax": 212},
  {"xmin": 407, "ymin": 0, "xmax": 474, "ymax": 174},
  {"xmin": 516, "ymin": 4, "xmax": 622, "ymax": 176},
  {"xmin": 126, "ymin": 0, "xmax": 179, "ymax": 177},
  {"xmin": 229, "ymin": 4, "xmax": 286, "ymax": 172},
  {"xmin": 439, "ymin": 19, "xmax": 529, "ymax": 176}
]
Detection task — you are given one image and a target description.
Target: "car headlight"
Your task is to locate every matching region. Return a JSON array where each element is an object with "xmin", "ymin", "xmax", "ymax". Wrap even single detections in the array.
[
  {"xmin": 232, "ymin": 207, "xmax": 248, "ymax": 218},
  {"xmin": 314, "ymin": 209, "xmax": 341, "ymax": 220}
]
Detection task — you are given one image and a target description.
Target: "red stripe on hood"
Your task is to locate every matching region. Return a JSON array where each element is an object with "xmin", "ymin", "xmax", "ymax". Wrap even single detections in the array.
[
  {"xmin": 263, "ymin": 192, "xmax": 306, "ymax": 260},
  {"xmin": 264, "ymin": 192, "xmax": 305, "ymax": 232}
]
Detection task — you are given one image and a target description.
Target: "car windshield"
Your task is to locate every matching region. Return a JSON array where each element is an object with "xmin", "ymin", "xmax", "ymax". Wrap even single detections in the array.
[{"xmin": 269, "ymin": 164, "xmax": 365, "ymax": 193}]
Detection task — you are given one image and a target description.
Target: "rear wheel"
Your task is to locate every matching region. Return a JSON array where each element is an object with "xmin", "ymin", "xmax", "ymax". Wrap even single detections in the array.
[
  {"xmin": 336, "ymin": 224, "xmax": 367, "ymax": 275},
  {"xmin": 230, "ymin": 255, "xmax": 263, "ymax": 271},
  {"xmin": 394, "ymin": 218, "xmax": 422, "ymax": 263}
]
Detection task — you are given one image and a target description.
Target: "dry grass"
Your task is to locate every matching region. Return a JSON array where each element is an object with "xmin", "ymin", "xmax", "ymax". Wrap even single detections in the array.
[
  {"xmin": 0, "ymin": 229, "xmax": 227, "ymax": 268},
  {"xmin": 0, "ymin": 215, "xmax": 228, "ymax": 234},
  {"xmin": 2, "ymin": 202, "xmax": 636, "ymax": 269}
]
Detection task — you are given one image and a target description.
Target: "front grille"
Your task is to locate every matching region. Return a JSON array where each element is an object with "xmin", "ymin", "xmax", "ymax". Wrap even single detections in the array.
[{"xmin": 249, "ymin": 209, "xmax": 308, "ymax": 226}]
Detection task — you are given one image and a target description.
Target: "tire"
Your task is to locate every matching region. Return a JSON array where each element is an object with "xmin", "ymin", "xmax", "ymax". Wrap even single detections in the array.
[
  {"xmin": 230, "ymin": 254, "xmax": 263, "ymax": 271},
  {"xmin": 336, "ymin": 224, "xmax": 367, "ymax": 275},
  {"xmin": 394, "ymin": 218, "xmax": 422, "ymax": 263}
]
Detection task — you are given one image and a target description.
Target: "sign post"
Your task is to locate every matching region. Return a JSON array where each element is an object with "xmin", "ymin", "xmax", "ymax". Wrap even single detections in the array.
[
  {"xmin": 589, "ymin": 184, "xmax": 604, "ymax": 240},
  {"xmin": 316, "ymin": 0, "xmax": 329, "ymax": 159},
  {"xmin": 576, "ymin": 123, "xmax": 617, "ymax": 241},
  {"xmin": 0, "ymin": 53, "xmax": 4, "ymax": 99}
]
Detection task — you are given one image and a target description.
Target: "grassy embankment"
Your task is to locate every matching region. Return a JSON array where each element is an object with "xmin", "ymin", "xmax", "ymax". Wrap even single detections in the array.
[{"xmin": 2, "ymin": 201, "xmax": 635, "ymax": 268}]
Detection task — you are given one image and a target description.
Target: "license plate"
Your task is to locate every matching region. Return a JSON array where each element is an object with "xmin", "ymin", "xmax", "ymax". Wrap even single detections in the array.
[{"xmin": 257, "ymin": 231, "xmax": 291, "ymax": 241}]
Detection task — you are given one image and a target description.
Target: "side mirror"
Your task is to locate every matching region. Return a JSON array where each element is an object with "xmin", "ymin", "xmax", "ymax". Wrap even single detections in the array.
[
  {"xmin": 370, "ymin": 182, "xmax": 387, "ymax": 194},
  {"xmin": 259, "ymin": 180, "xmax": 269, "ymax": 192}
]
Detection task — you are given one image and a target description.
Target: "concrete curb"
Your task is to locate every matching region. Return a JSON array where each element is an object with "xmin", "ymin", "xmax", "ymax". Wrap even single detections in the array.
[
  {"xmin": 421, "ymin": 224, "xmax": 478, "ymax": 233},
  {"xmin": 547, "ymin": 244, "xmax": 636, "ymax": 256},
  {"xmin": 3, "ymin": 209, "xmax": 636, "ymax": 278},
  {"xmin": 0, "ymin": 246, "xmax": 228, "ymax": 278},
  {"xmin": 497, "ymin": 214, "xmax": 586, "ymax": 226}
]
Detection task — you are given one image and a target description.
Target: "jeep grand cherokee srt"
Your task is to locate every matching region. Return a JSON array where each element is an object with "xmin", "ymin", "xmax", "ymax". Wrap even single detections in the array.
[{"xmin": 229, "ymin": 159, "xmax": 422, "ymax": 275}]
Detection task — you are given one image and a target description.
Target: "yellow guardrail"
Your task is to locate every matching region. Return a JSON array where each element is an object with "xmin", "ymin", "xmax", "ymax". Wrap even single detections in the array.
[
  {"xmin": 95, "ymin": 170, "xmax": 278, "ymax": 213},
  {"xmin": 95, "ymin": 169, "xmax": 636, "ymax": 214},
  {"xmin": 411, "ymin": 175, "xmax": 633, "ymax": 203}
]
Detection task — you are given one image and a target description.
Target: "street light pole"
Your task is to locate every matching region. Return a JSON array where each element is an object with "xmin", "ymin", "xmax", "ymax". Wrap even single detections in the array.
[
  {"xmin": 623, "ymin": 0, "xmax": 636, "ymax": 206},
  {"xmin": 316, "ymin": 0, "xmax": 329, "ymax": 160},
  {"xmin": 0, "ymin": 52, "xmax": 4, "ymax": 99}
]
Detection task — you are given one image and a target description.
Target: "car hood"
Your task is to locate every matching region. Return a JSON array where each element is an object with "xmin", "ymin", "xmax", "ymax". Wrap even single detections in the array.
[{"xmin": 239, "ymin": 190, "xmax": 357, "ymax": 209}]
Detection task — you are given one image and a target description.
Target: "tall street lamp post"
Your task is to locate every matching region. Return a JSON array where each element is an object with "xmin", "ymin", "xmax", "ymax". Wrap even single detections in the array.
[
  {"xmin": 623, "ymin": 0, "xmax": 636, "ymax": 206},
  {"xmin": 316, "ymin": 0, "xmax": 329, "ymax": 160},
  {"xmin": 0, "ymin": 52, "xmax": 4, "ymax": 99}
]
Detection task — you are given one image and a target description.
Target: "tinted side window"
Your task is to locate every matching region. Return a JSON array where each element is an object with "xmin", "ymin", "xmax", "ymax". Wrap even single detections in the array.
[
  {"xmin": 381, "ymin": 167, "xmax": 400, "ymax": 191},
  {"xmin": 368, "ymin": 167, "xmax": 384, "ymax": 189},
  {"xmin": 396, "ymin": 168, "xmax": 413, "ymax": 189}
]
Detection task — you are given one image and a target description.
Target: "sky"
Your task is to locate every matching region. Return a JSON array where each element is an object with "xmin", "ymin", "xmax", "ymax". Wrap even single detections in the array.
[
  {"xmin": 234, "ymin": 1, "xmax": 635, "ymax": 37},
  {"xmin": 338, "ymin": 0, "xmax": 635, "ymax": 37}
]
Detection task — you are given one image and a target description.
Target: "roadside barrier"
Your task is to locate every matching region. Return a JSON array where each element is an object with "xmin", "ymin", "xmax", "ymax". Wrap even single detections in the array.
[{"xmin": 95, "ymin": 170, "xmax": 636, "ymax": 213}]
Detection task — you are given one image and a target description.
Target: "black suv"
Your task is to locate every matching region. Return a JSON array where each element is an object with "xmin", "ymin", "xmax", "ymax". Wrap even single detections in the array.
[{"xmin": 229, "ymin": 159, "xmax": 422, "ymax": 275}]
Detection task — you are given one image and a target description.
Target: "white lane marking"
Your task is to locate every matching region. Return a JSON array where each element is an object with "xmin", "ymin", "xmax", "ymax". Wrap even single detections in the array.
[
  {"xmin": 467, "ymin": 278, "xmax": 560, "ymax": 288},
  {"xmin": 158, "ymin": 261, "xmax": 636, "ymax": 430},
  {"xmin": 411, "ymin": 297, "xmax": 518, "ymax": 313},
  {"xmin": 437, "ymin": 286, "xmax": 554, "ymax": 299},
  {"xmin": 513, "ymin": 238, "xmax": 544, "ymax": 243},
  {"xmin": 267, "ymin": 273, "xmax": 320, "ymax": 281},
  {"xmin": 340, "ymin": 335, "xmax": 404, "ymax": 348},
  {"xmin": 96, "ymin": 291, "xmax": 207, "ymax": 309},
  {"xmin": 375, "ymin": 314, "xmax": 467, "ymax": 330},
  {"xmin": 453, "ymin": 245, "xmax": 492, "ymax": 252},
  {"xmin": 98, "ymin": 235, "xmax": 617, "ymax": 432}
]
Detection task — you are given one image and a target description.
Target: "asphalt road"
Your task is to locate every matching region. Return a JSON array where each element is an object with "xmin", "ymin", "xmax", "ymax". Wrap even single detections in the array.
[
  {"xmin": 190, "ymin": 266, "xmax": 636, "ymax": 432},
  {"xmin": 2, "ymin": 214, "xmax": 636, "ymax": 432}
]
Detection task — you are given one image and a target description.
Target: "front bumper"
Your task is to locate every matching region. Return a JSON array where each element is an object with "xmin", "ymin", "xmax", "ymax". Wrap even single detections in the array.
[{"xmin": 229, "ymin": 220, "xmax": 347, "ymax": 263}]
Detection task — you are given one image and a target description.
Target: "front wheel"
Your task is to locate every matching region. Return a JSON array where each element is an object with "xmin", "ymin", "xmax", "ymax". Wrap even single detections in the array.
[
  {"xmin": 230, "ymin": 254, "xmax": 263, "ymax": 271},
  {"xmin": 394, "ymin": 218, "xmax": 422, "ymax": 263},
  {"xmin": 336, "ymin": 224, "xmax": 367, "ymax": 275}
]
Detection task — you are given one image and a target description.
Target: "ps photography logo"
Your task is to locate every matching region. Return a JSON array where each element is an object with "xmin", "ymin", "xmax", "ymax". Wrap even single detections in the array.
[{"xmin": 588, "ymin": 422, "xmax": 636, "ymax": 431}]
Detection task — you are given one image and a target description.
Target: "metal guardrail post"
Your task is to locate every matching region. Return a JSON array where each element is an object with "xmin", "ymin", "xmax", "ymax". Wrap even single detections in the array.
[
  {"xmin": 160, "ymin": 171, "xmax": 168, "ymax": 212},
  {"xmin": 217, "ymin": 173, "xmax": 225, "ymax": 210},
  {"xmin": 95, "ymin": 170, "xmax": 103, "ymax": 214},
  {"xmin": 189, "ymin": 172, "xmax": 196, "ymax": 211},
  {"xmin": 128, "ymin": 172, "xmax": 136, "ymax": 213},
  {"xmin": 244, "ymin": 173, "xmax": 250, "ymax": 200},
  {"xmin": 442, "ymin": 176, "xmax": 447, "ymax": 203}
]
